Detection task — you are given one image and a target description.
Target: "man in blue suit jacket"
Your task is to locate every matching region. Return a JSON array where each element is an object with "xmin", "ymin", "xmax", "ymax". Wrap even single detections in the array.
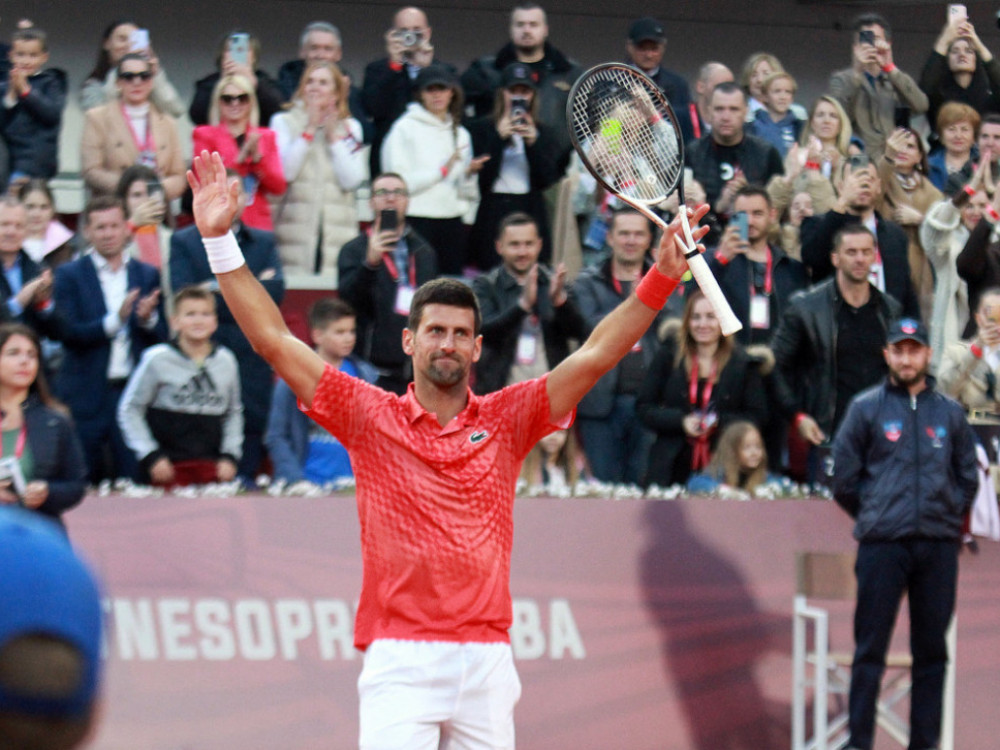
[
  {"xmin": 170, "ymin": 182, "xmax": 285, "ymax": 484},
  {"xmin": 54, "ymin": 197, "xmax": 166, "ymax": 483}
]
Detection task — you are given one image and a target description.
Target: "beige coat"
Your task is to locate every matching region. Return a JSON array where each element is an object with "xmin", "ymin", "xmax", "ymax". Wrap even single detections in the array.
[
  {"xmin": 80, "ymin": 101, "xmax": 186, "ymax": 199},
  {"xmin": 271, "ymin": 106, "xmax": 366, "ymax": 283}
]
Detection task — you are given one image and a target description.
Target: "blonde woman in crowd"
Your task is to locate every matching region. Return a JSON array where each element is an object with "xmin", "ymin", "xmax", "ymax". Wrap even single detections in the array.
[{"xmin": 270, "ymin": 61, "xmax": 366, "ymax": 281}]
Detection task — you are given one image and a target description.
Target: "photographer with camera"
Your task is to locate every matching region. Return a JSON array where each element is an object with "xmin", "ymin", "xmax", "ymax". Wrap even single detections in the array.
[
  {"xmin": 362, "ymin": 7, "xmax": 455, "ymax": 178},
  {"xmin": 465, "ymin": 63, "xmax": 565, "ymax": 270},
  {"xmin": 828, "ymin": 13, "xmax": 928, "ymax": 159}
]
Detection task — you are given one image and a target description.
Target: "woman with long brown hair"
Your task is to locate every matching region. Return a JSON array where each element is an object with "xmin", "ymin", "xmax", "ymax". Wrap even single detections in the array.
[
  {"xmin": 637, "ymin": 291, "xmax": 768, "ymax": 488},
  {"xmin": 0, "ymin": 323, "xmax": 87, "ymax": 530}
]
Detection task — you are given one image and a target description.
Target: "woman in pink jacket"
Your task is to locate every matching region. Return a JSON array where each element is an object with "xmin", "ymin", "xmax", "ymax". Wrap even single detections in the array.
[{"xmin": 192, "ymin": 74, "xmax": 286, "ymax": 230}]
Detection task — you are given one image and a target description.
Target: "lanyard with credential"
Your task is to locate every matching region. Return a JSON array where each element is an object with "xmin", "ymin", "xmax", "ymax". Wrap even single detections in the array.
[
  {"xmin": 121, "ymin": 103, "xmax": 155, "ymax": 156},
  {"xmin": 751, "ymin": 247, "xmax": 773, "ymax": 296},
  {"xmin": 688, "ymin": 358, "xmax": 717, "ymax": 470},
  {"xmin": 381, "ymin": 252, "xmax": 416, "ymax": 287}
]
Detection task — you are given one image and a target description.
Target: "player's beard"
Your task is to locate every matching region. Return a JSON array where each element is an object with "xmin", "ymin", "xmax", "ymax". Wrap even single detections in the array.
[{"xmin": 427, "ymin": 353, "xmax": 467, "ymax": 386}]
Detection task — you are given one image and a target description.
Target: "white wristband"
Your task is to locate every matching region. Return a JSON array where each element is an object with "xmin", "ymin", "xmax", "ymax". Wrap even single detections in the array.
[{"xmin": 202, "ymin": 230, "xmax": 246, "ymax": 275}]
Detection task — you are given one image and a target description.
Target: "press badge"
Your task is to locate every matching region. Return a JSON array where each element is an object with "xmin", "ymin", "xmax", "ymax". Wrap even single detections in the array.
[
  {"xmin": 516, "ymin": 332, "xmax": 538, "ymax": 364},
  {"xmin": 749, "ymin": 293, "xmax": 770, "ymax": 329},
  {"xmin": 395, "ymin": 285, "xmax": 415, "ymax": 315}
]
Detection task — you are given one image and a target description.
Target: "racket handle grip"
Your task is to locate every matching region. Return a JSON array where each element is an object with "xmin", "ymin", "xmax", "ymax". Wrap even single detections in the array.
[{"xmin": 686, "ymin": 251, "xmax": 743, "ymax": 337}]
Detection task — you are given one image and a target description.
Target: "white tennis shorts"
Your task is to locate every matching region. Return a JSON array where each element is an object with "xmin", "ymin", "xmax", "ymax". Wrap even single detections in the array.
[{"xmin": 357, "ymin": 639, "xmax": 522, "ymax": 750}]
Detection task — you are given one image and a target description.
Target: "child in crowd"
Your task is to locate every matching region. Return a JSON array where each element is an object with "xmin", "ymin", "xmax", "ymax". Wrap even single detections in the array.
[
  {"xmin": 117, "ymin": 287, "xmax": 243, "ymax": 487},
  {"xmin": 0, "ymin": 28, "xmax": 66, "ymax": 188},
  {"xmin": 686, "ymin": 421, "xmax": 779, "ymax": 495},
  {"xmin": 521, "ymin": 428, "xmax": 582, "ymax": 494},
  {"xmin": 751, "ymin": 72, "xmax": 803, "ymax": 158},
  {"xmin": 264, "ymin": 298, "xmax": 378, "ymax": 489}
]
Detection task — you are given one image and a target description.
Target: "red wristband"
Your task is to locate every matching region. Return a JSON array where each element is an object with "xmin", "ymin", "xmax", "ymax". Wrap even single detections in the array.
[
  {"xmin": 714, "ymin": 249, "xmax": 731, "ymax": 266},
  {"xmin": 881, "ymin": 63, "xmax": 897, "ymax": 74},
  {"xmin": 804, "ymin": 161, "xmax": 821, "ymax": 171},
  {"xmin": 635, "ymin": 265, "xmax": 680, "ymax": 310},
  {"xmin": 971, "ymin": 343, "xmax": 984, "ymax": 359},
  {"xmin": 389, "ymin": 61, "xmax": 404, "ymax": 72},
  {"xmin": 19, "ymin": 87, "xmax": 30, "ymax": 99},
  {"xmin": 301, "ymin": 131, "xmax": 314, "ymax": 143},
  {"xmin": 794, "ymin": 412, "xmax": 809, "ymax": 428},
  {"xmin": 440, "ymin": 165, "xmax": 449, "ymax": 178},
  {"xmin": 964, "ymin": 184, "xmax": 977, "ymax": 198},
  {"xmin": 986, "ymin": 206, "xmax": 1000, "ymax": 223}
]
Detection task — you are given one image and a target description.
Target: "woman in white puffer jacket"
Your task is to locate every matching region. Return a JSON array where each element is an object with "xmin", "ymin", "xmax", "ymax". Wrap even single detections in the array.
[
  {"xmin": 381, "ymin": 63, "xmax": 486, "ymax": 275},
  {"xmin": 271, "ymin": 61, "xmax": 367, "ymax": 284}
]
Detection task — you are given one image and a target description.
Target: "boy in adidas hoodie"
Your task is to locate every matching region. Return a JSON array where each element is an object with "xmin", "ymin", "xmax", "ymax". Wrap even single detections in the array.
[{"xmin": 117, "ymin": 286, "xmax": 243, "ymax": 486}]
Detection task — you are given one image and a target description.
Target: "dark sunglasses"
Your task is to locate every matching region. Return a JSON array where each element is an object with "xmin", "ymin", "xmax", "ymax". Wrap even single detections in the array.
[
  {"xmin": 119, "ymin": 71, "xmax": 153, "ymax": 82},
  {"xmin": 220, "ymin": 93, "xmax": 250, "ymax": 105}
]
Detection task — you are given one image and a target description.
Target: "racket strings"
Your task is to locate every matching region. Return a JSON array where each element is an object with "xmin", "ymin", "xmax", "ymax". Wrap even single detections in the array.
[{"xmin": 570, "ymin": 67, "xmax": 683, "ymax": 205}]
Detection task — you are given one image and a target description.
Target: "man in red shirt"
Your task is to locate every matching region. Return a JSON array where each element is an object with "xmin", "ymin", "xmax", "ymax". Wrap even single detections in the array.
[{"xmin": 187, "ymin": 151, "xmax": 708, "ymax": 749}]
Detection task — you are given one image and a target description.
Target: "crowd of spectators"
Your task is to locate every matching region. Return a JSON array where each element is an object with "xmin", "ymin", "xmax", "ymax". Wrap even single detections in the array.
[{"xmin": 3, "ymin": 3, "xmax": 1000, "ymax": 506}]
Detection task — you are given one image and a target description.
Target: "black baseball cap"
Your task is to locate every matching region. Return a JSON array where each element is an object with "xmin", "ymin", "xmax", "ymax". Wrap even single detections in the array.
[
  {"xmin": 500, "ymin": 62, "xmax": 537, "ymax": 90},
  {"xmin": 629, "ymin": 17, "xmax": 665, "ymax": 44},
  {"xmin": 886, "ymin": 318, "xmax": 929, "ymax": 346},
  {"xmin": 415, "ymin": 63, "xmax": 457, "ymax": 90}
]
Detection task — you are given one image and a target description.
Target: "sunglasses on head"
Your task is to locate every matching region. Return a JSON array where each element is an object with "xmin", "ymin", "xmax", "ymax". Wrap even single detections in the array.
[
  {"xmin": 220, "ymin": 93, "xmax": 250, "ymax": 105},
  {"xmin": 119, "ymin": 71, "xmax": 153, "ymax": 82}
]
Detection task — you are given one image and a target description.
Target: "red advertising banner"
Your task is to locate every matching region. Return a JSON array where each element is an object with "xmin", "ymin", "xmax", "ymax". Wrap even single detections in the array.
[{"xmin": 67, "ymin": 495, "xmax": 1000, "ymax": 750}]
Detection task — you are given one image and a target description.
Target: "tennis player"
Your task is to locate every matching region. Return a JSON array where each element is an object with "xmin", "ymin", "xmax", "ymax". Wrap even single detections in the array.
[{"xmin": 187, "ymin": 150, "xmax": 709, "ymax": 749}]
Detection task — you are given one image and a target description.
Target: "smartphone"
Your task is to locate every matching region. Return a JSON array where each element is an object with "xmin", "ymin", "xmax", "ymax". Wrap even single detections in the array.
[
  {"xmin": 858, "ymin": 29, "xmax": 876, "ymax": 46},
  {"xmin": 379, "ymin": 208, "xmax": 398, "ymax": 233},
  {"xmin": 510, "ymin": 96, "xmax": 529, "ymax": 125},
  {"xmin": 733, "ymin": 211, "xmax": 749, "ymax": 242},
  {"xmin": 847, "ymin": 153, "xmax": 870, "ymax": 172},
  {"xmin": 130, "ymin": 28, "xmax": 150, "ymax": 53},
  {"xmin": 146, "ymin": 180, "xmax": 165, "ymax": 207},
  {"xmin": 228, "ymin": 33, "xmax": 250, "ymax": 67},
  {"xmin": 948, "ymin": 4, "xmax": 967, "ymax": 22}
]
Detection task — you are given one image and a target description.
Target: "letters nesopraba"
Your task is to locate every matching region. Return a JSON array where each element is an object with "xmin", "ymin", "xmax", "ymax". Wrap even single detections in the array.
[{"xmin": 101, "ymin": 597, "xmax": 585, "ymax": 661}]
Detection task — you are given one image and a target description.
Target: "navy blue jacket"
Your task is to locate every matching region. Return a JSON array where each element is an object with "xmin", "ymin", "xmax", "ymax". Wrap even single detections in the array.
[
  {"xmin": 54, "ymin": 255, "xmax": 167, "ymax": 419},
  {"xmin": 0, "ymin": 68, "xmax": 66, "ymax": 179},
  {"xmin": 23, "ymin": 395, "xmax": 88, "ymax": 529},
  {"xmin": 169, "ymin": 223, "xmax": 285, "ymax": 434},
  {"xmin": 832, "ymin": 376, "xmax": 978, "ymax": 542}
]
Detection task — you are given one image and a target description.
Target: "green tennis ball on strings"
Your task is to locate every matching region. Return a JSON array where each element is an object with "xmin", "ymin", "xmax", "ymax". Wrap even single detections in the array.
[{"xmin": 600, "ymin": 118, "xmax": 624, "ymax": 154}]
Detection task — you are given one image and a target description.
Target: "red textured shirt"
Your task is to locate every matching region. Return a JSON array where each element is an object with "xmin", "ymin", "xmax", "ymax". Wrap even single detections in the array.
[{"xmin": 303, "ymin": 365, "xmax": 568, "ymax": 649}]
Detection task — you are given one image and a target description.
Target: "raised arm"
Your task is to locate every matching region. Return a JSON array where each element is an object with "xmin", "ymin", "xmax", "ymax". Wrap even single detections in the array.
[
  {"xmin": 187, "ymin": 151, "xmax": 325, "ymax": 406},
  {"xmin": 546, "ymin": 206, "xmax": 710, "ymax": 422}
]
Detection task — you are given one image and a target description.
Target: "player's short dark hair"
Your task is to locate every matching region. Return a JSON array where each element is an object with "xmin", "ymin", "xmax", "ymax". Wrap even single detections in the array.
[
  {"xmin": 495, "ymin": 212, "xmax": 538, "ymax": 241},
  {"xmin": 12, "ymin": 27, "xmax": 47, "ymax": 51},
  {"xmin": 734, "ymin": 184, "xmax": 772, "ymax": 207},
  {"xmin": 852, "ymin": 13, "xmax": 891, "ymax": 41},
  {"xmin": 832, "ymin": 224, "xmax": 876, "ymax": 252},
  {"xmin": 83, "ymin": 196, "xmax": 125, "ymax": 223},
  {"xmin": 308, "ymin": 297, "xmax": 355, "ymax": 330},
  {"xmin": 408, "ymin": 279, "xmax": 481, "ymax": 337},
  {"xmin": 172, "ymin": 286, "xmax": 216, "ymax": 312}
]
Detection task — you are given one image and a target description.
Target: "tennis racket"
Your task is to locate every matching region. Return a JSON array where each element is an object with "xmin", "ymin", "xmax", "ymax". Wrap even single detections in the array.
[{"xmin": 567, "ymin": 63, "xmax": 742, "ymax": 336}]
